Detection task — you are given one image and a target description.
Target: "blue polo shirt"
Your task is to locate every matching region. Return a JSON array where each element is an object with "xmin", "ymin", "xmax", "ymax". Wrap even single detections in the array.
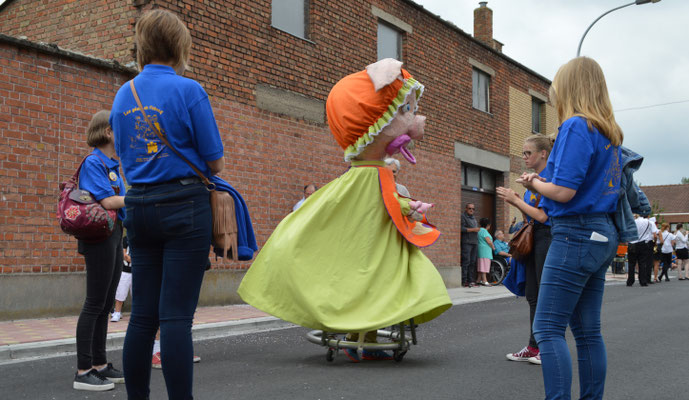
[
  {"xmin": 110, "ymin": 64, "xmax": 224, "ymax": 185},
  {"xmin": 524, "ymin": 166, "xmax": 551, "ymax": 226},
  {"xmin": 541, "ymin": 116, "xmax": 621, "ymax": 217},
  {"xmin": 78, "ymin": 148, "xmax": 126, "ymax": 220}
]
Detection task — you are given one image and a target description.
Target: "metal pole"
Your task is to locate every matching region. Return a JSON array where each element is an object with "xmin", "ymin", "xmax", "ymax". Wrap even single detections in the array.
[{"xmin": 576, "ymin": 1, "xmax": 636, "ymax": 57}]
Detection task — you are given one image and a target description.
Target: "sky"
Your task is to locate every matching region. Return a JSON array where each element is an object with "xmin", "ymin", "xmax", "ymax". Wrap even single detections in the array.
[{"xmin": 414, "ymin": 0, "xmax": 689, "ymax": 186}]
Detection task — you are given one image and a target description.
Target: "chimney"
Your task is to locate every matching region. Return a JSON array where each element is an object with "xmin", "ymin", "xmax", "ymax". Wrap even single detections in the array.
[{"xmin": 473, "ymin": 2, "xmax": 502, "ymax": 52}]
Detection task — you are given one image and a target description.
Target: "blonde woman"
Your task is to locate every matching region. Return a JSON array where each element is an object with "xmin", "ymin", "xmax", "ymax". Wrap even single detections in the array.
[
  {"xmin": 498, "ymin": 133, "xmax": 554, "ymax": 365},
  {"xmin": 675, "ymin": 224, "xmax": 689, "ymax": 280},
  {"xmin": 518, "ymin": 57, "xmax": 621, "ymax": 399}
]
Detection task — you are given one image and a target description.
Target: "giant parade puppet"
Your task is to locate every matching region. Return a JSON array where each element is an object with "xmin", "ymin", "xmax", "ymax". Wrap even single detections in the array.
[{"xmin": 238, "ymin": 58, "xmax": 452, "ymax": 362}]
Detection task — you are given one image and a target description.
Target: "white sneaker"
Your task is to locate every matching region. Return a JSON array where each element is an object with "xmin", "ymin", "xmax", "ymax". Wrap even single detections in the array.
[
  {"xmin": 110, "ymin": 312, "xmax": 121, "ymax": 322},
  {"xmin": 528, "ymin": 354, "xmax": 542, "ymax": 365}
]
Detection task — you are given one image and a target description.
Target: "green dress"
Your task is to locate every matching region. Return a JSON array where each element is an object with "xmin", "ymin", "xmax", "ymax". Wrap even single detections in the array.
[{"xmin": 238, "ymin": 160, "xmax": 452, "ymax": 333}]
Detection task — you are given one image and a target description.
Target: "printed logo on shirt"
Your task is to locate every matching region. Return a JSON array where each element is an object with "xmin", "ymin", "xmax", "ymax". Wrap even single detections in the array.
[
  {"xmin": 129, "ymin": 111, "xmax": 170, "ymax": 163},
  {"xmin": 602, "ymin": 146, "xmax": 621, "ymax": 196}
]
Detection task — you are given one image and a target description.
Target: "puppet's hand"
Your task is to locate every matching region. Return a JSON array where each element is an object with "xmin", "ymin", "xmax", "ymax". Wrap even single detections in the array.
[{"xmin": 409, "ymin": 200, "xmax": 434, "ymax": 214}]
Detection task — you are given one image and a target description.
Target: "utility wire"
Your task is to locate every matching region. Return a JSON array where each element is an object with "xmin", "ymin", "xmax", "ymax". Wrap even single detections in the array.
[{"xmin": 615, "ymin": 99, "xmax": 689, "ymax": 113}]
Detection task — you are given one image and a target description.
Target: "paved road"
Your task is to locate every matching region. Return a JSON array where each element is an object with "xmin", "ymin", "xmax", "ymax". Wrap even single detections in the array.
[{"xmin": 3, "ymin": 280, "xmax": 688, "ymax": 399}]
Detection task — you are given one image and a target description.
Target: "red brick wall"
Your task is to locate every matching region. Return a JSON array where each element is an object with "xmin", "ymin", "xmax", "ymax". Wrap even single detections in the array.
[
  {"xmin": 0, "ymin": 0, "xmax": 552, "ymax": 274},
  {"xmin": 0, "ymin": 40, "xmax": 133, "ymax": 273},
  {"xmin": 0, "ymin": 0, "xmax": 138, "ymax": 63}
]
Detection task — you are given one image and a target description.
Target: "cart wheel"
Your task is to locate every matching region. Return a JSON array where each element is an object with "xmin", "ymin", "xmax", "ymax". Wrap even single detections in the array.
[
  {"xmin": 393, "ymin": 349, "xmax": 407, "ymax": 362},
  {"xmin": 326, "ymin": 348, "xmax": 335, "ymax": 362}
]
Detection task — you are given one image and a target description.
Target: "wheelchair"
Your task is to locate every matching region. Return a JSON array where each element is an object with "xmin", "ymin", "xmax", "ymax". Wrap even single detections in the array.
[{"xmin": 487, "ymin": 255, "xmax": 509, "ymax": 286}]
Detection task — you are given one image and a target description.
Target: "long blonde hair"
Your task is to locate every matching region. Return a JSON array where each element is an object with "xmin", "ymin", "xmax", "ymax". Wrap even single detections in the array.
[{"xmin": 549, "ymin": 57, "xmax": 623, "ymax": 146}]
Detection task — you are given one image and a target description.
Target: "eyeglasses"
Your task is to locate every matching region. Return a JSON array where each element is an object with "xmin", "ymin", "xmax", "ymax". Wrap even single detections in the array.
[
  {"xmin": 522, "ymin": 151, "xmax": 532, "ymax": 157},
  {"xmin": 467, "ymin": 207, "xmax": 475, "ymax": 210}
]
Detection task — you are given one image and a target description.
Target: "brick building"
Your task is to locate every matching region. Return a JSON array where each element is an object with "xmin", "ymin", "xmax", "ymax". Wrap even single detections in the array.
[
  {"xmin": 0, "ymin": 0, "xmax": 556, "ymax": 319},
  {"xmin": 641, "ymin": 184, "xmax": 689, "ymax": 228}
]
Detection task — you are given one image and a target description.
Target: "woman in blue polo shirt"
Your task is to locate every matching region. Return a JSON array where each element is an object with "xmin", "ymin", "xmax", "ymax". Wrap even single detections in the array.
[
  {"xmin": 109, "ymin": 10, "xmax": 225, "ymax": 400},
  {"xmin": 498, "ymin": 133, "xmax": 554, "ymax": 366},
  {"xmin": 518, "ymin": 57, "xmax": 622, "ymax": 400},
  {"xmin": 73, "ymin": 110, "xmax": 126, "ymax": 391}
]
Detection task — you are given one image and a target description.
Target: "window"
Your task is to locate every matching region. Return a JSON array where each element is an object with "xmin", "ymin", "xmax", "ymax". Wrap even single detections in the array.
[
  {"xmin": 472, "ymin": 68, "xmax": 490, "ymax": 112},
  {"xmin": 465, "ymin": 165, "xmax": 481, "ymax": 187},
  {"xmin": 377, "ymin": 21, "xmax": 402, "ymax": 61},
  {"xmin": 532, "ymin": 98, "xmax": 544, "ymax": 133},
  {"xmin": 271, "ymin": 0, "xmax": 307, "ymax": 39},
  {"xmin": 481, "ymin": 170, "xmax": 495, "ymax": 190},
  {"xmin": 463, "ymin": 164, "xmax": 496, "ymax": 191}
]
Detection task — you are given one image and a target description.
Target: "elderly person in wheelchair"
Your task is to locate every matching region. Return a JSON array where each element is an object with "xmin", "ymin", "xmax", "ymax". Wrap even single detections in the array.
[{"xmin": 486, "ymin": 230, "xmax": 511, "ymax": 285}]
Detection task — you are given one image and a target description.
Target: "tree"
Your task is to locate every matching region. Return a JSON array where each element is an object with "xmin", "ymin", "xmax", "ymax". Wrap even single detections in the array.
[
  {"xmin": 682, "ymin": 177, "xmax": 689, "ymax": 184},
  {"xmin": 651, "ymin": 200, "xmax": 665, "ymax": 225}
]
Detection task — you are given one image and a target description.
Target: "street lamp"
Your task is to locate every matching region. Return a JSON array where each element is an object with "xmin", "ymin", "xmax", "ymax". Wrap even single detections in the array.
[{"xmin": 576, "ymin": 0, "xmax": 661, "ymax": 57}]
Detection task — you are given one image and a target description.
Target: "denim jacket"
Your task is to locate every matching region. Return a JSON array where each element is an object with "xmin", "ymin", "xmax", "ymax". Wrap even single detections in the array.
[{"xmin": 614, "ymin": 147, "xmax": 652, "ymax": 243}]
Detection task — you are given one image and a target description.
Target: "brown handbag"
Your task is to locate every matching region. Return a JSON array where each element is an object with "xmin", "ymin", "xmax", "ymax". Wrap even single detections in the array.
[
  {"xmin": 129, "ymin": 80, "xmax": 238, "ymax": 261},
  {"xmin": 508, "ymin": 195, "xmax": 541, "ymax": 261}
]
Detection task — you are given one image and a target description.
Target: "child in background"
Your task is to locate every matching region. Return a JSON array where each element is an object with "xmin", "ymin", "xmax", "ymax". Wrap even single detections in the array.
[
  {"xmin": 476, "ymin": 218, "xmax": 495, "ymax": 286},
  {"xmin": 111, "ymin": 236, "xmax": 131, "ymax": 322}
]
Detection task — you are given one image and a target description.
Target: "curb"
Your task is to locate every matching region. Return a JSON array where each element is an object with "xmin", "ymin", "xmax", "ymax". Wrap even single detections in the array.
[
  {"xmin": 0, "ymin": 316, "xmax": 295, "ymax": 365},
  {"xmin": 451, "ymin": 291, "xmax": 514, "ymax": 306}
]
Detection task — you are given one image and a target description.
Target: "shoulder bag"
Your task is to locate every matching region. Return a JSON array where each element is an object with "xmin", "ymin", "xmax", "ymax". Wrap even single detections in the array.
[
  {"xmin": 129, "ymin": 80, "xmax": 238, "ymax": 261},
  {"xmin": 57, "ymin": 155, "xmax": 118, "ymax": 243},
  {"xmin": 508, "ymin": 195, "xmax": 541, "ymax": 261}
]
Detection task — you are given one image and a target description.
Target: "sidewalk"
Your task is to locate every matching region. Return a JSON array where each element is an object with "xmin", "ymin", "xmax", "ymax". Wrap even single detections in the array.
[{"xmin": 0, "ymin": 271, "xmax": 626, "ymax": 364}]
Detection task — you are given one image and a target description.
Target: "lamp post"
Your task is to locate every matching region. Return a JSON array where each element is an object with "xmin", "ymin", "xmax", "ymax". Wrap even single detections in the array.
[{"xmin": 577, "ymin": 0, "xmax": 661, "ymax": 57}]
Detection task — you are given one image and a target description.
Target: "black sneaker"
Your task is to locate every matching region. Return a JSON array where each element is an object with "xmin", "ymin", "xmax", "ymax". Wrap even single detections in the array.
[
  {"xmin": 97, "ymin": 363, "xmax": 125, "ymax": 383},
  {"xmin": 73, "ymin": 369, "xmax": 115, "ymax": 391}
]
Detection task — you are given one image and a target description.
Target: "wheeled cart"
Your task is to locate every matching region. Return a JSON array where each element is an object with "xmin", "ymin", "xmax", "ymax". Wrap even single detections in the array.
[{"xmin": 306, "ymin": 319, "xmax": 418, "ymax": 362}]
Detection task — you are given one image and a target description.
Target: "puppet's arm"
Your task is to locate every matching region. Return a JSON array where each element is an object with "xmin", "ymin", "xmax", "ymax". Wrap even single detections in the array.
[
  {"xmin": 395, "ymin": 195, "xmax": 433, "ymax": 222},
  {"xmin": 395, "ymin": 193, "xmax": 412, "ymax": 217}
]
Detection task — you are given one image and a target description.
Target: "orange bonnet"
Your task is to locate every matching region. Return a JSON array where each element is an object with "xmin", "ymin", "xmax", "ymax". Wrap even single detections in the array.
[{"xmin": 326, "ymin": 60, "xmax": 423, "ymax": 162}]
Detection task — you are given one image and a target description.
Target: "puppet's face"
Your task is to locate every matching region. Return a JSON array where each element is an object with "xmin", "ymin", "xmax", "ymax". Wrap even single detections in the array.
[
  {"xmin": 357, "ymin": 92, "xmax": 426, "ymax": 163},
  {"xmin": 378, "ymin": 92, "xmax": 425, "ymax": 164},
  {"xmin": 382, "ymin": 93, "xmax": 425, "ymax": 141}
]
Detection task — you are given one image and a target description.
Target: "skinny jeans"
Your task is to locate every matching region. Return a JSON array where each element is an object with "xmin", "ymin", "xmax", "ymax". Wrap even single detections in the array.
[
  {"xmin": 76, "ymin": 223, "xmax": 123, "ymax": 370},
  {"xmin": 533, "ymin": 214, "xmax": 618, "ymax": 400},
  {"xmin": 122, "ymin": 180, "xmax": 211, "ymax": 400}
]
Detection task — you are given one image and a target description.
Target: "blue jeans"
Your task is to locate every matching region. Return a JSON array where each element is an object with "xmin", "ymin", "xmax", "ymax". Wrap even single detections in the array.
[
  {"xmin": 122, "ymin": 180, "xmax": 211, "ymax": 400},
  {"xmin": 533, "ymin": 214, "xmax": 618, "ymax": 400}
]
